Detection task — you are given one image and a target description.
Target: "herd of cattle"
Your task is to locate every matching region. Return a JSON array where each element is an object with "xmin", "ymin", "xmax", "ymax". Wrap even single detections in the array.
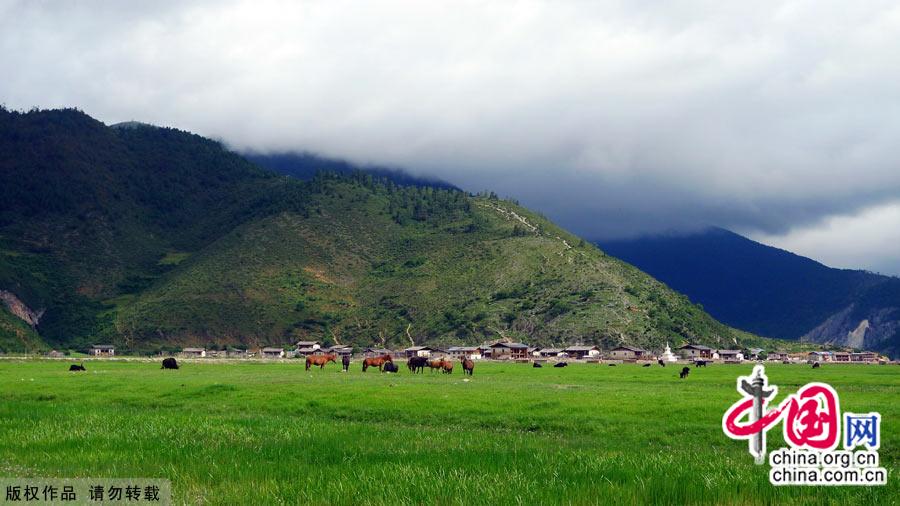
[{"xmin": 65, "ymin": 354, "xmax": 826, "ymax": 377}]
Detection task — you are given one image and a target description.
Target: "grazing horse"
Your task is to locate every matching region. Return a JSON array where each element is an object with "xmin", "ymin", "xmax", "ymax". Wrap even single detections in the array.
[
  {"xmin": 427, "ymin": 359, "xmax": 444, "ymax": 373},
  {"xmin": 460, "ymin": 357, "xmax": 475, "ymax": 376},
  {"xmin": 342, "ymin": 354, "xmax": 350, "ymax": 372},
  {"xmin": 306, "ymin": 353, "xmax": 337, "ymax": 371},
  {"xmin": 441, "ymin": 360, "xmax": 454, "ymax": 374},
  {"xmin": 161, "ymin": 358, "xmax": 179, "ymax": 370},
  {"xmin": 680, "ymin": 367, "xmax": 691, "ymax": 379},
  {"xmin": 407, "ymin": 356, "xmax": 428, "ymax": 374},
  {"xmin": 69, "ymin": 364, "xmax": 85, "ymax": 371},
  {"xmin": 362, "ymin": 354, "xmax": 393, "ymax": 372}
]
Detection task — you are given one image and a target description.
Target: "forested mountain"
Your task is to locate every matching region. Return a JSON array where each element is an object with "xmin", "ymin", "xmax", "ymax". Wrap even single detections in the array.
[
  {"xmin": 0, "ymin": 107, "xmax": 765, "ymax": 354},
  {"xmin": 244, "ymin": 151, "xmax": 458, "ymax": 190},
  {"xmin": 599, "ymin": 228, "xmax": 900, "ymax": 357}
]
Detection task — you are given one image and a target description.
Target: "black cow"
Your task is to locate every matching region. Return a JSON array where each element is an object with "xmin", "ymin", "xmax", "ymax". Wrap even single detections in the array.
[
  {"xmin": 657, "ymin": 359, "xmax": 666, "ymax": 367},
  {"xmin": 382, "ymin": 362, "xmax": 399, "ymax": 373},
  {"xmin": 554, "ymin": 362, "xmax": 568, "ymax": 368},
  {"xmin": 69, "ymin": 364, "xmax": 85, "ymax": 372},
  {"xmin": 532, "ymin": 362, "xmax": 543, "ymax": 368},
  {"xmin": 608, "ymin": 363, "xmax": 617, "ymax": 366},
  {"xmin": 407, "ymin": 356, "xmax": 428, "ymax": 374},
  {"xmin": 812, "ymin": 362, "xmax": 820, "ymax": 369},
  {"xmin": 342, "ymin": 355, "xmax": 350, "ymax": 372},
  {"xmin": 161, "ymin": 357, "xmax": 179, "ymax": 370},
  {"xmin": 642, "ymin": 363, "xmax": 652, "ymax": 367},
  {"xmin": 680, "ymin": 366, "xmax": 690, "ymax": 379},
  {"xmin": 695, "ymin": 360, "xmax": 708, "ymax": 367}
]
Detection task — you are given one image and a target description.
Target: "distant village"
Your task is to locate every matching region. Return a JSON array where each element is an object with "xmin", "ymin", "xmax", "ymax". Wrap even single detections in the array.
[{"xmin": 62, "ymin": 341, "xmax": 890, "ymax": 364}]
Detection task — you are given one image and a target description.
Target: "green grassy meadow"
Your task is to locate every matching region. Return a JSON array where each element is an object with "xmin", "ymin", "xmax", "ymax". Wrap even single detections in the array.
[{"xmin": 0, "ymin": 360, "xmax": 896, "ymax": 505}]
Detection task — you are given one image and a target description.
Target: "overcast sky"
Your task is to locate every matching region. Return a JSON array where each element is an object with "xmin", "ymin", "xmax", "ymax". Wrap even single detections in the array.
[{"xmin": 2, "ymin": 1, "xmax": 899, "ymax": 275}]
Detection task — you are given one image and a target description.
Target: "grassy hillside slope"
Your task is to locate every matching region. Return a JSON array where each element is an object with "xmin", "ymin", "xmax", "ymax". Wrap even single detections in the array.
[
  {"xmin": 0, "ymin": 305, "xmax": 44, "ymax": 352},
  {"xmin": 114, "ymin": 175, "xmax": 763, "ymax": 351}
]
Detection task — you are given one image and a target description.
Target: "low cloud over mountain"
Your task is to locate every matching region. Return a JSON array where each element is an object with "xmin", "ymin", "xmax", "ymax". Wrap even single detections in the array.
[{"xmin": 3, "ymin": 1, "xmax": 899, "ymax": 272}]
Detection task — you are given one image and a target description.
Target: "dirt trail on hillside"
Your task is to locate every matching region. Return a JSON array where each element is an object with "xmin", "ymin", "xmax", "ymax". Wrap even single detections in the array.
[{"xmin": 478, "ymin": 203, "xmax": 582, "ymax": 260}]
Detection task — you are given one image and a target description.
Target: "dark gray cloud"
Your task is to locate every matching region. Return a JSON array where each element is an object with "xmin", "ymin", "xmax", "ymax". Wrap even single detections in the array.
[{"xmin": 2, "ymin": 1, "xmax": 899, "ymax": 272}]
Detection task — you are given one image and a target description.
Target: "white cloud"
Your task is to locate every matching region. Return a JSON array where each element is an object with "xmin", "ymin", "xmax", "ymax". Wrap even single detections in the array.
[
  {"xmin": 1, "ymin": 0, "xmax": 899, "ymax": 271},
  {"xmin": 752, "ymin": 201, "xmax": 900, "ymax": 276}
]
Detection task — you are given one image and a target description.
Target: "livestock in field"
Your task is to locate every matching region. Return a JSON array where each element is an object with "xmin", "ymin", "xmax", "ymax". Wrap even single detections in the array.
[
  {"xmin": 461, "ymin": 357, "xmax": 475, "ymax": 376},
  {"xmin": 680, "ymin": 367, "xmax": 690, "ymax": 379},
  {"xmin": 383, "ymin": 362, "xmax": 399, "ymax": 373},
  {"xmin": 532, "ymin": 362, "xmax": 543, "ymax": 368},
  {"xmin": 69, "ymin": 364, "xmax": 85, "ymax": 371},
  {"xmin": 695, "ymin": 360, "xmax": 707, "ymax": 367},
  {"xmin": 608, "ymin": 363, "xmax": 617, "ymax": 367},
  {"xmin": 407, "ymin": 356, "xmax": 428, "ymax": 374},
  {"xmin": 306, "ymin": 353, "xmax": 337, "ymax": 371},
  {"xmin": 554, "ymin": 362, "xmax": 568, "ymax": 368},
  {"xmin": 342, "ymin": 354, "xmax": 350, "ymax": 372},
  {"xmin": 362, "ymin": 354, "xmax": 393, "ymax": 372},
  {"xmin": 161, "ymin": 358, "xmax": 179, "ymax": 370},
  {"xmin": 441, "ymin": 360, "xmax": 454, "ymax": 374},
  {"xmin": 657, "ymin": 359, "xmax": 666, "ymax": 367},
  {"xmin": 812, "ymin": 362, "xmax": 820, "ymax": 369},
  {"xmin": 642, "ymin": 363, "xmax": 651, "ymax": 367},
  {"xmin": 427, "ymin": 359, "xmax": 444, "ymax": 372}
]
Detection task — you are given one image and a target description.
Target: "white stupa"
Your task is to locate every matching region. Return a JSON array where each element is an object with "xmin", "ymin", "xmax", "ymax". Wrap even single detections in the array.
[{"xmin": 661, "ymin": 342, "xmax": 678, "ymax": 362}]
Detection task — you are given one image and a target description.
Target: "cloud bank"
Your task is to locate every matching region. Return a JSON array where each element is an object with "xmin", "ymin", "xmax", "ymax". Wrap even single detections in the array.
[{"xmin": 2, "ymin": 0, "xmax": 899, "ymax": 272}]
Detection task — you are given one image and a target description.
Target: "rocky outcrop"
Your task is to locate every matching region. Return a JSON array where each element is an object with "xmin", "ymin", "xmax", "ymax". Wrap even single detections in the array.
[
  {"xmin": 0, "ymin": 290, "xmax": 44, "ymax": 327},
  {"xmin": 802, "ymin": 303, "xmax": 900, "ymax": 356}
]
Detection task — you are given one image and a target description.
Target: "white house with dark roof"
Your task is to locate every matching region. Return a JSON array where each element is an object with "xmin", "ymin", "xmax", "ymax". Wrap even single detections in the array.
[
  {"xmin": 447, "ymin": 346, "xmax": 484, "ymax": 360},
  {"xmin": 404, "ymin": 346, "xmax": 435, "ymax": 358},
  {"xmin": 181, "ymin": 347, "xmax": 206, "ymax": 358},
  {"xmin": 715, "ymin": 349, "xmax": 743, "ymax": 362},
  {"xmin": 90, "ymin": 345, "xmax": 115, "ymax": 357}
]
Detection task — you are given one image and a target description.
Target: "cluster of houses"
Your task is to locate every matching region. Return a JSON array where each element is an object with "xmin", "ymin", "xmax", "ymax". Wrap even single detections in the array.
[
  {"xmin": 81, "ymin": 341, "xmax": 886, "ymax": 364},
  {"xmin": 674, "ymin": 344, "xmax": 882, "ymax": 364}
]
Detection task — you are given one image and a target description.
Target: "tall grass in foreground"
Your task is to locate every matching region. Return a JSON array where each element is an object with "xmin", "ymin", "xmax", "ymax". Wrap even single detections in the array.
[{"xmin": 0, "ymin": 360, "xmax": 896, "ymax": 504}]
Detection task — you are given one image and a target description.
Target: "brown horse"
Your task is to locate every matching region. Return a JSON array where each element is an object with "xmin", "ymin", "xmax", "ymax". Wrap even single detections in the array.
[
  {"xmin": 461, "ymin": 357, "xmax": 474, "ymax": 376},
  {"xmin": 427, "ymin": 359, "xmax": 444, "ymax": 372},
  {"xmin": 362, "ymin": 354, "xmax": 393, "ymax": 372},
  {"xmin": 441, "ymin": 360, "xmax": 454, "ymax": 374},
  {"xmin": 306, "ymin": 353, "xmax": 336, "ymax": 371}
]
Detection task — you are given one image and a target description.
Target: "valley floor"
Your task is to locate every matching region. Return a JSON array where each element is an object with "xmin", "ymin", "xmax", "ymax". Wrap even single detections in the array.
[{"xmin": 0, "ymin": 360, "xmax": 896, "ymax": 504}]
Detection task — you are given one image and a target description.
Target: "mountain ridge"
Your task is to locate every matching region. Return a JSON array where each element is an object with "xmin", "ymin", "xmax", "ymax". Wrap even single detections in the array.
[
  {"xmin": 598, "ymin": 227, "xmax": 899, "ymax": 357},
  {"xmin": 0, "ymin": 107, "xmax": 770, "ymax": 354}
]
